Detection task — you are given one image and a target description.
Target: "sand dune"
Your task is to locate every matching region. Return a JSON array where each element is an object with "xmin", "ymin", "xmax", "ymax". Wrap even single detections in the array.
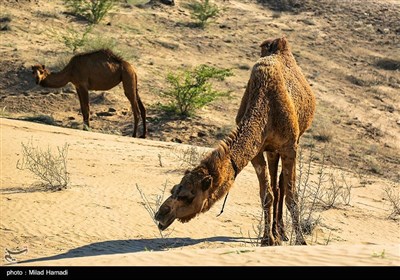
[{"xmin": 1, "ymin": 118, "xmax": 399, "ymax": 266}]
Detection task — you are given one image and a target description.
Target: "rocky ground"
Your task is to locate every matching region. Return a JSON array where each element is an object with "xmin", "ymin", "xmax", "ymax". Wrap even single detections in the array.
[{"xmin": 0, "ymin": 0, "xmax": 399, "ymax": 181}]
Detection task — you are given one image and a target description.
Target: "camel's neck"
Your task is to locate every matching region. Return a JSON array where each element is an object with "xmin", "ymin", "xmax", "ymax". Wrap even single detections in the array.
[
  {"xmin": 40, "ymin": 67, "xmax": 71, "ymax": 88},
  {"xmin": 195, "ymin": 150, "xmax": 234, "ymax": 213},
  {"xmin": 199, "ymin": 72, "xmax": 272, "ymax": 212},
  {"xmin": 200, "ymin": 120, "xmax": 266, "ymax": 213},
  {"xmin": 228, "ymin": 110, "xmax": 269, "ymax": 172}
]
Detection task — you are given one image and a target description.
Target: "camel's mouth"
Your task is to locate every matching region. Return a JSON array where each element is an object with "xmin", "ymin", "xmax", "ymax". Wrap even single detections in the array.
[
  {"xmin": 155, "ymin": 201, "xmax": 176, "ymax": 231},
  {"xmin": 157, "ymin": 217, "xmax": 175, "ymax": 231}
]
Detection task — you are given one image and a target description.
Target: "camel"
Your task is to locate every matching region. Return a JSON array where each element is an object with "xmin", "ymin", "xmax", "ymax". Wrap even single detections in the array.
[
  {"xmin": 32, "ymin": 49, "xmax": 147, "ymax": 138},
  {"xmin": 155, "ymin": 37, "xmax": 316, "ymax": 246}
]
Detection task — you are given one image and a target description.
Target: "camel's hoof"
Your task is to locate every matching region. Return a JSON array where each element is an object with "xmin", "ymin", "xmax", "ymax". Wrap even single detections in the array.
[
  {"xmin": 273, "ymin": 229, "xmax": 288, "ymax": 242},
  {"xmin": 295, "ymin": 239, "xmax": 307, "ymax": 245},
  {"xmin": 281, "ymin": 232, "xmax": 289, "ymax": 241},
  {"xmin": 261, "ymin": 236, "xmax": 280, "ymax": 246},
  {"xmin": 261, "ymin": 240, "xmax": 280, "ymax": 246},
  {"xmin": 83, "ymin": 124, "xmax": 90, "ymax": 131}
]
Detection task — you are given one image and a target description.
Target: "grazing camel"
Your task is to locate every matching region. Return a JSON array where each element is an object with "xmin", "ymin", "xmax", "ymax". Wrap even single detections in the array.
[
  {"xmin": 32, "ymin": 49, "xmax": 147, "ymax": 138},
  {"xmin": 155, "ymin": 37, "xmax": 316, "ymax": 246}
]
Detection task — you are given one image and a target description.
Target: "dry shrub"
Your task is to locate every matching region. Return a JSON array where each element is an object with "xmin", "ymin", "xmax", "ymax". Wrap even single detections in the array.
[
  {"xmin": 173, "ymin": 146, "xmax": 209, "ymax": 169},
  {"xmin": 16, "ymin": 140, "xmax": 70, "ymax": 191},
  {"xmin": 383, "ymin": 186, "xmax": 400, "ymax": 219}
]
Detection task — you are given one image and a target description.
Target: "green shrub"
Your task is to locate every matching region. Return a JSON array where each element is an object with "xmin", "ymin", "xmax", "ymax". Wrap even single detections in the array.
[
  {"xmin": 187, "ymin": 0, "xmax": 220, "ymax": 28},
  {"xmin": 161, "ymin": 64, "xmax": 233, "ymax": 117},
  {"xmin": 82, "ymin": 34, "xmax": 117, "ymax": 52},
  {"xmin": 61, "ymin": 25, "xmax": 93, "ymax": 53},
  {"xmin": 63, "ymin": 0, "xmax": 115, "ymax": 24}
]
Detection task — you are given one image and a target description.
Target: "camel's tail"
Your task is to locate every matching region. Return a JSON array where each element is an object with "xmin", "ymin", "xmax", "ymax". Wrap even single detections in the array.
[{"xmin": 137, "ymin": 90, "xmax": 147, "ymax": 138}]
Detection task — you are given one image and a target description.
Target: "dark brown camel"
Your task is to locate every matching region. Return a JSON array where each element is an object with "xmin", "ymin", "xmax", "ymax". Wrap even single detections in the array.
[
  {"xmin": 155, "ymin": 37, "xmax": 316, "ymax": 246},
  {"xmin": 32, "ymin": 49, "xmax": 147, "ymax": 138}
]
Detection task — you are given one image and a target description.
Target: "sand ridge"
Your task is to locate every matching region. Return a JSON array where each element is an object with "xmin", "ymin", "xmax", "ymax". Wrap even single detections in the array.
[{"xmin": 1, "ymin": 118, "xmax": 399, "ymax": 266}]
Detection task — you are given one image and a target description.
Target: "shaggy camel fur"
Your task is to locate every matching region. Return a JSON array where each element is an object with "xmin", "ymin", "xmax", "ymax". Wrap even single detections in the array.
[
  {"xmin": 155, "ymin": 37, "xmax": 315, "ymax": 246},
  {"xmin": 32, "ymin": 49, "xmax": 147, "ymax": 138}
]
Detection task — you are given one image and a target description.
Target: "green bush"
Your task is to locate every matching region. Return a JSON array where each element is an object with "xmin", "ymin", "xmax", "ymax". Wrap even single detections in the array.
[
  {"xmin": 161, "ymin": 64, "xmax": 233, "ymax": 117},
  {"xmin": 61, "ymin": 25, "xmax": 93, "ymax": 53},
  {"xmin": 63, "ymin": 0, "xmax": 115, "ymax": 24},
  {"xmin": 52, "ymin": 24, "xmax": 124, "ymax": 56},
  {"xmin": 187, "ymin": 0, "xmax": 220, "ymax": 28}
]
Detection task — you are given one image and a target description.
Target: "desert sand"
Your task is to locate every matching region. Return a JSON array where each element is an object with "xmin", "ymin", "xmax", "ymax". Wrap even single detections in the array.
[{"xmin": 1, "ymin": 118, "xmax": 399, "ymax": 266}]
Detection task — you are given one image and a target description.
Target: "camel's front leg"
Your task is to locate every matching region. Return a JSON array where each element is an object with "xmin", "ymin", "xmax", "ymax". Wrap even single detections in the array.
[
  {"xmin": 251, "ymin": 152, "xmax": 278, "ymax": 246},
  {"xmin": 281, "ymin": 148, "xmax": 307, "ymax": 245},
  {"xmin": 267, "ymin": 152, "xmax": 288, "ymax": 242}
]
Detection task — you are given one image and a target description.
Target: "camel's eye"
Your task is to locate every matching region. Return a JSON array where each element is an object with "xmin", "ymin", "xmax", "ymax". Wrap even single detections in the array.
[
  {"xmin": 262, "ymin": 43, "xmax": 270, "ymax": 49},
  {"xmin": 171, "ymin": 184, "xmax": 181, "ymax": 195},
  {"xmin": 177, "ymin": 194, "xmax": 194, "ymax": 204}
]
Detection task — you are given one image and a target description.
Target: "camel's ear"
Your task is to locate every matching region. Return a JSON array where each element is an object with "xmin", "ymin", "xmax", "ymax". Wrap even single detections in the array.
[
  {"xmin": 201, "ymin": 175, "xmax": 212, "ymax": 191},
  {"xmin": 270, "ymin": 39, "xmax": 280, "ymax": 53},
  {"xmin": 184, "ymin": 169, "xmax": 190, "ymax": 175},
  {"xmin": 279, "ymin": 37, "xmax": 288, "ymax": 50},
  {"xmin": 171, "ymin": 184, "xmax": 179, "ymax": 195},
  {"xmin": 270, "ymin": 38, "xmax": 286, "ymax": 53},
  {"xmin": 42, "ymin": 64, "xmax": 45, "ymax": 69}
]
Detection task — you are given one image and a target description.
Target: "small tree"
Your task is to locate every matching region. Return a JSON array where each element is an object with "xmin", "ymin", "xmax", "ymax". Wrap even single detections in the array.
[
  {"xmin": 161, "ymin": 64, "xmax": 233, "ymax": 117},
  {"xmin": 63, "ymin": 0, "xmax": 115, "ymax": 24},
  {"xmin": 187, "ymin": 0, "xmax": 220, "ymax": 28}
]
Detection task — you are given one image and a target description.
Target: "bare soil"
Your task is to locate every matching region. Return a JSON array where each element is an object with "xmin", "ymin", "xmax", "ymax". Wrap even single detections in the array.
[{"xmin": 0, "ymin": 0, "xmax": 399, "ymax": 181}]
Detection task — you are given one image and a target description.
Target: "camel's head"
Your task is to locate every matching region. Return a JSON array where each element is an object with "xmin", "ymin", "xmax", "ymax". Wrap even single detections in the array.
[
  {"xmin": 260, "ymin": 37, "xmax": 289, "ymax": 57},
  {"xmin": 155, "ymin": 168, "xmax": 213, "ymax": 230},
  {"xmin": 31, "ymin": 64, "xmax": 49, "ymax": 85}
]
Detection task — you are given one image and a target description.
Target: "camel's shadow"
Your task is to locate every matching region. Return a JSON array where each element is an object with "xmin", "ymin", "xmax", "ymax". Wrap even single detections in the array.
[{"xmin": 14, "ymin": 236, "xmax": 249, "ymax": 265}]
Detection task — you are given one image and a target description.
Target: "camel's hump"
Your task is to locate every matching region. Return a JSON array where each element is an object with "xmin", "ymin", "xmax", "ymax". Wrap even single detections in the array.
[
  {"xmin": 251, "ymin": 56, "xmax": 281, "ymax": 77},
  {"xmin": 73, "ymin": 49, "xmax": 124, "ymax": 62},
  {"xmin": 254, "ymin": 56, "xmax": 278, "ymax": 68}
]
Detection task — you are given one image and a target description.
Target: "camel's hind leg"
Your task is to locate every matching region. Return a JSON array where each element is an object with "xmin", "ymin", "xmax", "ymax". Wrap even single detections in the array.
[
  {"xmin": 267, "ymin": 152, "xmax": 288, "ymax": 242},
  {"xmin": 281, "ymin": 147, "xmax": 307, "ymax": 245},
  {"xmin": 76, "ymin": 86, "xmax": 90, "ymax": 130},
  {"xmin": 122, "ymin": 72, "xmax": 140, "ymax": 137},
  {"xmin": 251, "ymin": 152, "xmax": 278, "ymax": 246}
]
